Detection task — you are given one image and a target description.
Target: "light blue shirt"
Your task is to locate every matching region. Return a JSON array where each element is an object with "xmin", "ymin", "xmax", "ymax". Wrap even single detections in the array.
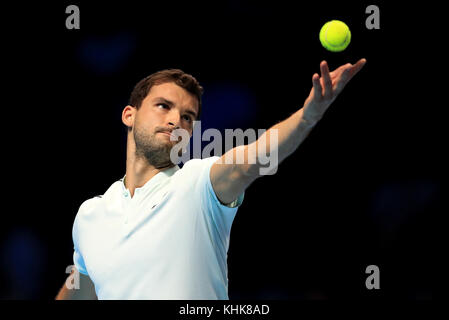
[{"xmin": 72, "ymin": 156, "xmax": 244, "ymax": 299}]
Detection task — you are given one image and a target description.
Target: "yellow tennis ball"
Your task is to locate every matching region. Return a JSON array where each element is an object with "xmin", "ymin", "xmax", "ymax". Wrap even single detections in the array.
[{"xmin": 319, "ymin": 20, "xmax": 351, "ymax": 52}]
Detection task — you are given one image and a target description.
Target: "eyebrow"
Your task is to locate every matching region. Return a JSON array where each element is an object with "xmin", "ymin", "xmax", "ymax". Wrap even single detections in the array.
[{"xmin": 154, "ymin": 97, "xmax": 198, "ymax": 119}]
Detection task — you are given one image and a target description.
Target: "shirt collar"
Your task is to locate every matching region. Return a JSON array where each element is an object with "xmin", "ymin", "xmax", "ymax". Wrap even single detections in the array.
[{"xmin": 121, "ymin": 165, "xmax": 180, "ymax": 193}]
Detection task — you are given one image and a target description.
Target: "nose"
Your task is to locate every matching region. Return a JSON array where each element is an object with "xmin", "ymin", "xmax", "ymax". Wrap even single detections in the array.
[{"xmin": 166, "ymin": 109, "xmax": 181, "ymax": 129}]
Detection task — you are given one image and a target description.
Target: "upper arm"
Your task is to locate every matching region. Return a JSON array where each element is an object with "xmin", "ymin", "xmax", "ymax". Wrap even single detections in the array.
[
  {"xmin": 210, "ymin": 145, "xmax": 259, "ymax": 205},
  {"xmin": 56, "ymin": 267, "xmax": 97, "ymax": 300}
]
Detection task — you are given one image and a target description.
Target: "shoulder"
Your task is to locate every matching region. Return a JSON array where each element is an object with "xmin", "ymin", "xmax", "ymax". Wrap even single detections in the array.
[
  {"xmin": 78, "ymin": 196, "xmax": 103, "ymax": 215},
  {"xmin": 174, "ymin": 157, "xmax": 220, "ymax": 186},
  {"xmin": 180, "ymin": 156, "xmax": 220, "ymax": 174},
  {"xmin": 169, "ymin": 157, "xmax": 220, "ymax": 193},
  {"xmin": 76, "ymin": 180, "xmax": 122, "ymax": 218}
]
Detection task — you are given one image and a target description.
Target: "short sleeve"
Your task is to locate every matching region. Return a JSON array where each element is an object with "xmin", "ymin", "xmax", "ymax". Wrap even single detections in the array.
[
  {"xmin": 72, "ymin": 215, "xmax": 89, "ymax": 275},
  {"xmin": 202, "ymin": 156, "xmax": 245, "ymax": 208},
  {"xmin": 190, "ymin": 156, "xmax": 245, "ymax": 241}
]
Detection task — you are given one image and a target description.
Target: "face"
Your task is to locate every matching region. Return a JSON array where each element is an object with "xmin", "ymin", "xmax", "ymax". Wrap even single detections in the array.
[{"xmin": 122, "ymin": 82, "xmax": 199, "ymax": 168}]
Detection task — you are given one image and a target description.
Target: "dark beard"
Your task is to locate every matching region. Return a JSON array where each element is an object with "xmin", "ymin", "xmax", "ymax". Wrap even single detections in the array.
[{"xmin": 134, "ymin": 126, "xmax": 174, "ymax": 168}]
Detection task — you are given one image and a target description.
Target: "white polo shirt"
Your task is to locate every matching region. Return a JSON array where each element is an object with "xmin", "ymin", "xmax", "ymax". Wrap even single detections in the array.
[{"xmin": 72, "ymin": 156, "xmax": 244, "ymax": 300}]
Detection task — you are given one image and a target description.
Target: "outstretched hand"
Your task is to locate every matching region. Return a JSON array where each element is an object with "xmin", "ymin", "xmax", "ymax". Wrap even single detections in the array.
[{"xmin": 303, "ymin": 58, "xmax": 366, "ymax": 123}]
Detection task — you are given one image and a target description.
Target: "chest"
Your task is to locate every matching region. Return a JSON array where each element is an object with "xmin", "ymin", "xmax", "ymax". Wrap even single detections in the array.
[{"xmin": 79, "ymin": 186, "xmax": 207, "ymax": 285}]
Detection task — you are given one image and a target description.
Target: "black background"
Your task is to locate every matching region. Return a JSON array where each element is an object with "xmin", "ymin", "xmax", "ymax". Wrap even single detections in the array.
[{"xmin": 0, "ymin": 0, "xmax": 439, "ymax": 301}]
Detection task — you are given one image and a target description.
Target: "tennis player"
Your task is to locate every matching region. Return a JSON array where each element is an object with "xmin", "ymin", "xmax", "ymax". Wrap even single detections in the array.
[{"xmin": 56, "ymin": 59, "xmax": 366, "ymax": 299}]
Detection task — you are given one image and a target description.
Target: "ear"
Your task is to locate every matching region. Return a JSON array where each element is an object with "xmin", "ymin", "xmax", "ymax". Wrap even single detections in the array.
[{"xmin": 122, "ymin": 105, "xmax": 136, "ymax": 129}]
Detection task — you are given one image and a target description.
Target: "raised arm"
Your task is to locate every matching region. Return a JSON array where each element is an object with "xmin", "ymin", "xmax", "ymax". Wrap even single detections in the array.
[{"xmin": 210, "ymin": 59, "xmax": 366, "ymax": 204}]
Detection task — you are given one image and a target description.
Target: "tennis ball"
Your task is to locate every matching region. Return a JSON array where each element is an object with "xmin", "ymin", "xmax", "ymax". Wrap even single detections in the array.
[{"xmin": 319, "ymin": 20, "xmax": 351, "ymax": 52}]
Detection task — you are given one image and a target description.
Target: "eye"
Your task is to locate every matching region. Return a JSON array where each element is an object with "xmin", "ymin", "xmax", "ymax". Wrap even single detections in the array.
[
  {"xmin": 157, "ymin": 103, "xmax": 169, "ymax": 109},
  {"xmin": 182, "ymin": 115, "xmax": 193, "ymax": 123}
]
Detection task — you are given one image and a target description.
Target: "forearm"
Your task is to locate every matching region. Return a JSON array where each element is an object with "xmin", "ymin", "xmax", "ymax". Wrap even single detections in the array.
[
  {"xmin": 55, "ymin": 284, "xmax": 97, "ymax": 300},
  {"xmin": 55, "ymin": 285, "xmax": 76, "ymax": 300},
  {"xmin": 267, "ymin": 107, "xmax": 318, "ymax": 163},
  {"xmin": 249, "ymin": 107, "xmax": 319, "ymax": 173},
  {"xmin": 55, "ymin": 270, "xmax": 98, "ymax": 300}
]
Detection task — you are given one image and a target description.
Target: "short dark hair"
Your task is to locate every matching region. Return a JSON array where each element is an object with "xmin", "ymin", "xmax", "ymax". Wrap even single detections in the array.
[{"xmin": 128, "ymin": 69, "xmax": 203, "ymax": 119}]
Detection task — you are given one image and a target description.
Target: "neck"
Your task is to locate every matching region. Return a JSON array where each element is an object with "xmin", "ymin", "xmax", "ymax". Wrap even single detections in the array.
[{"xmin": 124, "ymin": 137, "xmax": 174, "ymax": 198}]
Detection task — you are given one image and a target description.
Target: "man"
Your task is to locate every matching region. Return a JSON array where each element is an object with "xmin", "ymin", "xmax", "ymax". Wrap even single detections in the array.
[{"xmin": 56, "ymin": 59, "xmax": 366, "ymax": 300}]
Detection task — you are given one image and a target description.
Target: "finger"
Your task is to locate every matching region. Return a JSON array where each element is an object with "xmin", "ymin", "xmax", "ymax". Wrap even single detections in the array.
[
  {"xmin": 331, "ymin": 63, "xmax": 351, "ymax": 88},
  {"xmin": 334, "ymin": 67, "xmax": 351, "ymax": 94},
  {"xmin": 312, "ymin": 73, "xmax": 322, "ymax": 100},
  {"xmin": 320, "ymin": 61, "xmax": 333, "ymax": 100},
  {"xmin": 348, "ymin": 58, "xmax": 367, "ymax": 80},
  {"xmin": 330, "ymin": 62, "xmax": 351, "ymax": 77}
]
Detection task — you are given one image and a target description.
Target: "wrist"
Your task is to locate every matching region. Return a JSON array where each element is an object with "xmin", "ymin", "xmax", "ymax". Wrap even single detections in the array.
[{"xmin": 300, "ymin": 108, "xmax": 321, "ymax": 128}]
